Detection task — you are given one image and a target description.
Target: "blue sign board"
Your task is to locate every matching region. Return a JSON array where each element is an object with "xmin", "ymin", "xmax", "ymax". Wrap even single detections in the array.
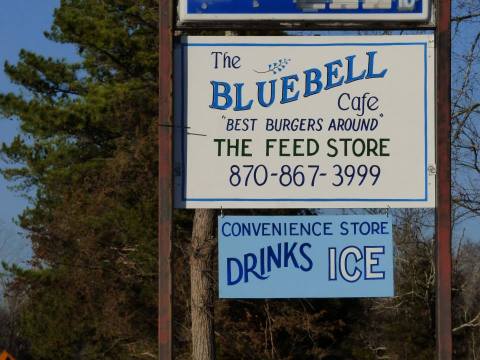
[
  {"xmin": 179, "ymin": 0, "xmax": 430, "ymax": 22},
  {"xmin": 218, "ymin": 215, "xmax": 393, "ymax": 298}
]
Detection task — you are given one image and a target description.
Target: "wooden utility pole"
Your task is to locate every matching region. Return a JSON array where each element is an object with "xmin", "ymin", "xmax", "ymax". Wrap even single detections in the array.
[
  {"xmin": 159, "ymin": 0, "xmax": 173, "ymax": 358},
  {"xmin": 190, "ymin": 209, "xmax": 217, "ymax": 360},
  {"xmin": 159, "ymin": 0, "xmax": 217, "ymax": 357},
  {"xmin": 435, "ymin": 0, "xmax": 453, "ymax": 358}
]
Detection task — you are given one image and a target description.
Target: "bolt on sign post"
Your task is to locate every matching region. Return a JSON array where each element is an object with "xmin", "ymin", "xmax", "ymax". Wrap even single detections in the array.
[{"xmin": 160, "ymin": 0, "xmax": 453, "ymax": 359}]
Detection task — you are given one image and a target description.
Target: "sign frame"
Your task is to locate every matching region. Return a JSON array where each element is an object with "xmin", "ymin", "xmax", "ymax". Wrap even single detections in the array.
[
  {"xmin": 174, "ymin": 35, "xmax": 436, "ymax": 209},
  {"xmin": 218, "ymin": 215, "xmax": 394, "ymax": 299},
  {"xmin": 177, "ymin": 0, "xmax": 435, "ymax": 28}
]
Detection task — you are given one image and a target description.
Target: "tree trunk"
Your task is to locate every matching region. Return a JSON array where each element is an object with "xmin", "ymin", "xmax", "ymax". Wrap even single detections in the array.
[{"xmin": 190, "ymin": 209, "xmax": 217, "ymax": 360}]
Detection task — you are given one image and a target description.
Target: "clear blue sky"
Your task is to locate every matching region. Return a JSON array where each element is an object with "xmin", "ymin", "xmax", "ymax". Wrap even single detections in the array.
[{"xmin": 0, "ymin": 1, "xmax": 77, "ymax": 265}]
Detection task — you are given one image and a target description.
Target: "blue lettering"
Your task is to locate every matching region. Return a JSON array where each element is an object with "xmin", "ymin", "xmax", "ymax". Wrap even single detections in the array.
[
  {"xmin": 312, "ymin": 222, "xmax": 322, "ymax": 236},
  {"xmin": 299, "ymin": 243, "xmax": 313, "ymax": 272},
  {"xmin": 227, "ymin": 258, "xmax": 243, "ymax": 285},
  {"xmin": 366, "ymin": 51, "xmax": 388, "ymax": 79},
  {"xmin": 260, "ymin": 247, "xmax": 266, "ymax": 275},
  {"xmin": 300, "ymin": 223, "xmax": 311, "ymax": 236},
  {"xmin": 233, "ymin": 83, "xmax": 253, "ymax": 111},
  {"xmin": 325, "ymin": 59, "xmax": 345, "ymax": 90},
  {"xmin": 280, "ymin": 74, "xmax": 300, "ymax": 104},
  {"xmin": 324, "ymin": 222, "xmax": 333, "ymax": 235},
  {"xmin": 257, "ymin": 80, "xmax": 276, "ymax": 107},
  {"xmin": 210, "ymin": 81, "xmax": 233, "ymax": 110},
  {"xmin": 222, "ymin": 222, "xmax": 232, "ymax": 237},
  {"xmin": 241, "ymin": 223, "xmax": 251, "ymax": 237},
  {"xmin": 304, "ymin": 68, "xmax": 323, "ymax": 97},
  {"xmin": 231, "ymin": 223, "xmax": 241, "ymax": 237},
  {"xmin": 210, "ymin": 53, "xmax": 388, "ymax": 111},
  {"xmin": 381, "ymin": 221, "xmax": 389, "ymax": 234},
  {"xmin": 289, "ymin": 222, "xmax": 299, "ymax": 236},
  {"xmin": 283, "ymin": 242, "xmax": 299, "ymax": 268},
  {"xmin": 267, "ymin": 243, "xmax": 282, "ymax": 272},
  {"xmin": 345, "ymin": 55, "xmax": 366, "ymax": 84},
  {"xmin": 271, "ymin": 222, "xmax": 281, "ymax": 236},
  {"xmin": 338, "ymin": 93, "xmax": 350, "ymax": 111},
  {"xmin": 244, "ymin": 253, "xmax": 269, "ymax": 282},
  {"xmin": 262, "ymin": 223, "xmax": 270, "ymax": 236}
]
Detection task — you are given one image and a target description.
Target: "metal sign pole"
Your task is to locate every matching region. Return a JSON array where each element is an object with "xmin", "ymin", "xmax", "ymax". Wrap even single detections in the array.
[
  {"xmin": 435, "ymin": 0, "xmax": 452, "ymax": 358},
  {"xmin": 159, "ymin": 0, "xmax": 173, "ymax": 358}
]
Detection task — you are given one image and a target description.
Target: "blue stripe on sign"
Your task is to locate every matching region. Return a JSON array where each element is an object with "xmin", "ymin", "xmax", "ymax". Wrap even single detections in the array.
[
  {"xmin": 180, "ymin": 41, "xmax": 430, "ymax": 203},
  {"xmin": 187, "ymin": 0, "xmax": 422, "ymax": 15}
]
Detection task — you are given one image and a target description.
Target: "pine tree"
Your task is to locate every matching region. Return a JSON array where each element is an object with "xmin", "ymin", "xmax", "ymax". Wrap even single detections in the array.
[{"xmin": 0, "ymin": 1, "xmax": 158, "ymax": 358}]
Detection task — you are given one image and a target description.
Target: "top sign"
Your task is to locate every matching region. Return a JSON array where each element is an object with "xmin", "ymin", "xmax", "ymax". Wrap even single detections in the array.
[{"xmin": 178, "ymin": 0, "xmax": 431, "ymax": 23}]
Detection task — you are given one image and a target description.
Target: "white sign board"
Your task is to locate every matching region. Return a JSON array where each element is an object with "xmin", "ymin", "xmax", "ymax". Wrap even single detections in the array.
[
  {"xmin": 178, "ymin": 0, "xmax": 431, "ymax": 23},
  {"xmin": 174, "ymin": 35, "xmax": 435, "ymax": 209}
]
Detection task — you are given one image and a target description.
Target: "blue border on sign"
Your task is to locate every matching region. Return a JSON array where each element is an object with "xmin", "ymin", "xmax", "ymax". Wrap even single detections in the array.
[
  {"xmin": 186, "ymin": 0, "xmax": 423, "ymax": 15},
  {"xmin": 180, "ymin": 41, "xmax": 430, "ymax": 203}
]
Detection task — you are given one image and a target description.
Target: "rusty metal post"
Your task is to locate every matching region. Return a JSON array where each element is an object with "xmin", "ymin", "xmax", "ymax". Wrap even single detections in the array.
[
  {"xmin": 159, "ymin": 0, "xmax": 173, "ymax": 358},
  {"xmin": 435, "ymin": 0, "xmax": 452, "ymax": 358}
]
